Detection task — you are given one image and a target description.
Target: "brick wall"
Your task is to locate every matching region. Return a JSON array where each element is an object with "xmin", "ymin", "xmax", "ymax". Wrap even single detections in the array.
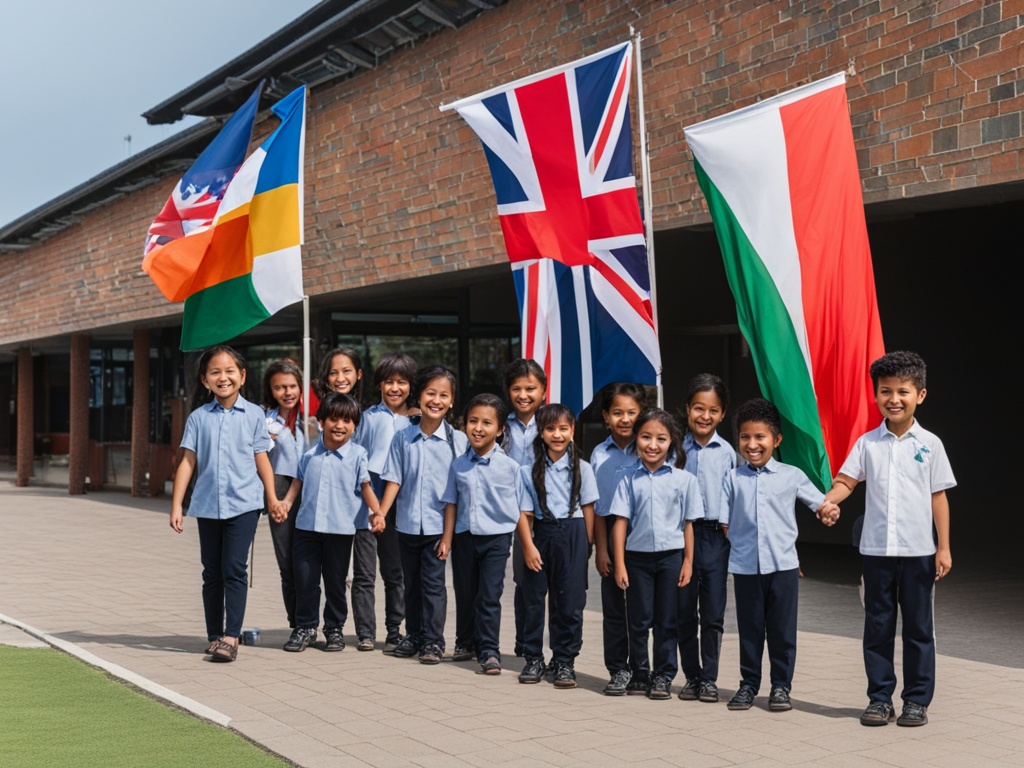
[{"xmin": 3, "ymin": 0, "xmax": 1020, "ymax": 345}]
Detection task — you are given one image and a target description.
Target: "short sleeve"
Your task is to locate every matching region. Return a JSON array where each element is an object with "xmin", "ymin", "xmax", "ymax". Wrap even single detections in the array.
[
  {"xmin": 719, "ymin": 471, "xmax": 735, "ymax": 526},
  {"xmin": 837, "ymin": 435, "xmax": 867, "ymax": 482},
  {"xmin": 928, "ymin": 439, "xmax": 956, "ymax": 493},
  {"xmin": 380, "ymin": 432, "xmax": 406, "ymax": 484},
  {"xmin": 682, "ymin": 474, "xmax": 705, "ymax": 521},
  {"xmin": 441, "ymin": 463, "xmax": 458, "ymax": 506},
  {"xmin": 608, "ymin": 475, "xmax": 633, "ymax": 520},
  {"xmin": 253, "ymin": 416, "xmax": 272, "ymax": 454},
  {"xmin": 297, "ymin": 449, "xmax": 314, "ymax": 482},
  {"xmin": 795, "ymin": 468, "xmax": 826, "ymax": 511},
  {"xmin": 579, "ymin": 461, "xmax": 599, "ymax": 506},
  {"xmin": 180, "ymin": 409, "xmax": 200, "ymax": 452},
  {"xmin": 518, "ymin": 465, "xmax": 536, "ymax": 512},
  {"xmin": 356, "ymin": 449, "xmax": 371, "ymax": 487}
]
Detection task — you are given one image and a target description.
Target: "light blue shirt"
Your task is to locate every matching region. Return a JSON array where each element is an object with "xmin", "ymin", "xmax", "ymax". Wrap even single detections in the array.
[
  {"xmin": 608, "ymin": 463, "xmax": 705, "ymax": 552},
  {"xmin": 181, "ymin": 395, "xmax": 271, "ymax": 520},
  {"xmin": 592, "ymin": 439, "xmax": 638, "ymax": 517},
  {"xmin": 382, "ymin": 422, "xmax": 469, "ymax": 536},
  {"xmin": 354, "ymin": 402, "xmax": 412, "ymax": 475},
  {"xmin": 265, "ymin": 406, "xmax": 307, "ymax": 478},
  {"xmin": 839, "ymin": 419, "xmax": 956, "ymax": 558},
  {"xmin": 295, "ymin": 438, "xmax": 371, "ymax": 534},
  {"xmin": 504, "ymin": 415, "xmax": 537, "ymax": 467},
  {"xmin": 683, "ymin": 431, "xmax": 737, "ymax": 522},
  {"xmin": 442, "ymin": 446, "xmax": 524, "ymax": 535},
  {"xmin": 722, "ymin": 457, "xmax": 825, "ymax": 575},
  {"xmin": 520, "ymin": 454, "xmax": 599, "ymax": 520}
]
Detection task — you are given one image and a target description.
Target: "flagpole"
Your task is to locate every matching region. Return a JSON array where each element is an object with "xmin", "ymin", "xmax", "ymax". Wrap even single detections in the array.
[
  {"xmin": 631, "ymin": 27, "xmax": 663, "ymax": 408},
  {"xmin": 303, "ymin": 295, "xmax": 312, "ymax": 440}
]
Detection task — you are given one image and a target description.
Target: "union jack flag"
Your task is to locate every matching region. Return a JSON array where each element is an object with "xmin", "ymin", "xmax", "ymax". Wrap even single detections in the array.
[
  {"xmin": 141, "ymin": 85, "xmax": 262, "ymax": 276},
  {"xmin": 445, "ymin": 42, "xmax": 661, "ymax": 414}
]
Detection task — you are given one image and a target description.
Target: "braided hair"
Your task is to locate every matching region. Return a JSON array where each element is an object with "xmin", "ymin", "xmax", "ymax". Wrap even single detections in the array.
[{"xmin": 531, "ymin": 403, "xmax": 582, "ymax": 518}]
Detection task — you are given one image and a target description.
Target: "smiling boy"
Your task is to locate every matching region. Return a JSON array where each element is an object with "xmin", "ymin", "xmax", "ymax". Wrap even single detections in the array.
[
  {"xmin": 825, "ymin": 351, "xmax": 956, "ymax": 727},
  {"xmin": 721, "ymin": 398, "xmax": 838, "ymax": 713}
]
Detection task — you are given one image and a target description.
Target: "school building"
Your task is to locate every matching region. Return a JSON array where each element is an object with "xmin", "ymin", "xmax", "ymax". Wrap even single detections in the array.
[{"xmin": 0, "ymin": 0, "xmax": 1018, "ymax": 556}]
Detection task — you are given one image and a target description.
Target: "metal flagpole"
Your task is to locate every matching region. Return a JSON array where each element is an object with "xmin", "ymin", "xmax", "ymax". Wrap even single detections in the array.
[
  {"xmin": 303, "ymin": 295, "xmax": 312, "ymax": 439},
  {"xmin": 631, "ymin": 27, "xmax": 663, "ymax": 409}
]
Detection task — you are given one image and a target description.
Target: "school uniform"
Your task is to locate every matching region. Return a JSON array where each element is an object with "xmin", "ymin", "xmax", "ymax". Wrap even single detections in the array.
[
  {"xmin": 265, "ymin": 406, "xmax": 307, "ymax": 628},
  {"xmin": 381, "ymin": 420, "xmax": 468, "ymax": 650},
  {"xmin": 722, "ymin": 458, "xmax": 825, "ymax": 694},
  {"xmin": 609, "ymin": 462, "xmax": 704, "ymax": 684},
  {"xmin": 292, "ymin": 437, "xmax": 371, "ymax": 633},
  {"xmin": 504, "ymin": 415, "xmax": 537, "ymax": 655},
  {"xmin": 181, "ymin": 395, "xmax": 271, "ymax": 641},
  {"xmin": 591, "ymin": 438, "xmax": 637, "ymax": 675},
  {"xmin": 442, "ymin": 445, "xmax": 524, "ymax": 664},
  {"xmin": 351, "ymin": 403, "xmax": 411, "ymax": 643},
  {"xmin": 682, "ymin": 431, "xmax": 736, "ymax": 685},
  {"xmin": 519, "ymin": 453, "xmax": 598, "ymax": 666},
  {"xmin": 840, "ymin": 419, "xmax": 955, "ymax": 708}
]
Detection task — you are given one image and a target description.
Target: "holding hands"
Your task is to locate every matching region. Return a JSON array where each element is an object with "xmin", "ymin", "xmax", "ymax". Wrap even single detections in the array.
[{"xmin": 816, "ymin": 500, "xmax": 840, "ymax": 526}]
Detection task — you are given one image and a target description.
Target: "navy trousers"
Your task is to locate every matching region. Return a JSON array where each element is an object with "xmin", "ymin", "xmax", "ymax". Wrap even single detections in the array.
[
  {"xmin": 600, "ymin": 516, "xmax": 630, "ymax": 674},
  {"xmin": 268, "ymin": 474, "xmax": 300, "ymax": 628},
  {"xmin": 691, "ymin": 521, "xmax": 730, "ymax": 683},
  {"xmin": 676, "ymin": 571, "xmax": 701, "ymax": 682},
  {"xmin": 293, "ymin": 529, "xmax": 354, "ymax": 630},
  {"xmin": 398, "ymin": 532, "xmax": 447, "ymax": 648},
  {"xmin": 452, "ymin": 531, "xmax": 512, "ymax": 663},
  {"xmin": 625, "ymin": 549, "xmax": 682, "ymax": 683},
  {"xmin": 196, "ymin": 510, "xmax": 260, "ymax": 640},
  {"xmin": 351, "ymin": 472, "xmax": 405, "ymax": 641},
  {"xmin": 862, "ymin": 554, "xmax": 935, "ymax": 706},
  {"xmin": 522, "ymin": 517, "xmax": 589, "ymax": 664},
  {"xmin": 733, "ymin": 568, "xmax": 799, "ymax": 693}
]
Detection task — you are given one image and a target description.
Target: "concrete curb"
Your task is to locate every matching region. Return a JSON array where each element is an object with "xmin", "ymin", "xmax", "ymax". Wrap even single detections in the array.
[{"xmin": 0, "ymin": 612, "xmax": 232, "ymax": 727}]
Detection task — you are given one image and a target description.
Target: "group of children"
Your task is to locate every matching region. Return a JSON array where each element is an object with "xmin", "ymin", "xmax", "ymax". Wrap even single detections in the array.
[{"xmin": 171, "ymin": 347, "xmax": 953, "ymax": 728}]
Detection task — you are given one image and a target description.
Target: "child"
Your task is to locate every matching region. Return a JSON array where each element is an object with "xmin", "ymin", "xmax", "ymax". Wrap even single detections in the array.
[
  {"xmin": 502, "ymin": 359, "xmax": 547, "ymax": 658},
  {"xmin": 378, "ymin": 365, "xmax": 467, "ymax": 663},
  {"xmin": 823, "ymin": 351, "xmax": 955, "ymax": 728},
  {"xmin": 611, "ymin": 409, "xmax": 704, "ymax": 699},
  {"xmin": 591, "ymin": 383, "xmax": 647, "ymax": 695},
  {"xmin": 262, "ymin": 359, "xmax": 308, "ymax": 632},
  {"xmin": 351, "ymin": 352, "xmax": 417, "ymax": 653},
  {"xmin": 517, "ymin": 404, "xmax": 598, "ymax": 688},
  {"xmin": 316, "ymin": 346, "xmax": 364, "ymax": 403},
  {"xmin": 441, "ymin": 393, "xmax": 525, "ymax": 675},
  {"xmin": 279, "ymin": 393, "xmax": 384, "ymax": 653},
  {"xmin": 679, "ymin": 374, "xmax": 736, "ymax": 703},
  {"xmin": 170, "ymin": 346, "xmax": 280, "ymax": 663},
  {"xmin": 722, "ymin": 398, "xmax": 838, "ymax": 712}
]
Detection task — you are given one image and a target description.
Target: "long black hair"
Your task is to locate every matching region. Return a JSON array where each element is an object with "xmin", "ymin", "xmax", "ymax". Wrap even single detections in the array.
[
  {"xmin": 634, "ymin": 408, "xmax": 686, "ymax": 470},
  {"xmin": 531, "ymin": 403, "xmax": 582, "ymax": 518},
  {"xmin": 189, "ymin": 345, "xmax": 246, "ymax": 413}
]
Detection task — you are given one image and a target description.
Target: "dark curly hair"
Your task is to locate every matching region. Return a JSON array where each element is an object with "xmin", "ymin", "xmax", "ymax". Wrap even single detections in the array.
[
  {"xmin": 733, "ymin": 397, "xmax": 782, "ymax": 438},
  {"xmin": 869, "ymin": 350, "xmax": 926, "ymax": 391}
]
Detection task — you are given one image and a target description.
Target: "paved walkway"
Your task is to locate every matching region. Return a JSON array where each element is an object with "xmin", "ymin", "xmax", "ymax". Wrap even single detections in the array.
[{"xmin": 2, "ymin": 484, "xmax": 1023, "ymax": 767}]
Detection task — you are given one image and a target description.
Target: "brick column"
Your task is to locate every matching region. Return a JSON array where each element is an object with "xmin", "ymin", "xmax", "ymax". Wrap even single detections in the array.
[
  {"xmin": 131, "ymin": 328, "xmax": 150, "ymax": 496},
  {"xmin": 16, "ymin": 347, "xmax": 33, "ymax": 487},
  {"xmin": 68, "ymin": 334, "xmax": 90, "ymax": 495}
]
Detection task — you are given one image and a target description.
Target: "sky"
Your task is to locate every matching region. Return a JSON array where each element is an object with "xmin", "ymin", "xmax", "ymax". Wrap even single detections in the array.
[{"xmin": 0, "ymin": 0, "xmax": 322, "ymax": 227}]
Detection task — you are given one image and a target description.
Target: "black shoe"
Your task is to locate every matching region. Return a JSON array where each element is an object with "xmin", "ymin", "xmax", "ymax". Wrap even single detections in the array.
[
  {"xmin": 283, "ymin": 627, "xmax": 316, "ymax": 652},
  {"xmin": 518, "ymin": 658, "xmax": 545, "ymax": 684},
  {"xmin": 860, "ymin": 700, "xmax": 895, "ymax": 726},
  {"xmin": 419, "ymin": 643, "xmax": 443, "ymax": 664},
  {"xmin": 677, "ymin": 678, "xmax": 699, "ymax": 701},
  {"xmin": 451, "ymin": 646, "xmax": 474, "ymax": 662},
  {"xmin": 382, "ymin": 633, "xmax": 402, "ymax": 656},
  {"xmin": 896, "ymin": 701, "xmax": 928, "ymax": 727},
  {"xmin": 603, "ymin": 669, "xmax": 631, "ymax": 696},
  {"xmin": 626, "ymin": 674, "xmax": 649, "ymax": 696},
  {"xmin": 727, "ymin": 684, "xmax": 756, "ymax": 710},
  {"xmin": 698, "ymin": 681, "xmax": 719, "ymax": 703},
  {"xmin": 392, "ymin": 635, "xmax": 420, "ymax": 658},
  {"xmin": 553, "ymin": 664, "xmax": 577, "ymax": 689},
  {"xmin": 543, "ymin": 659, "xmax": 557, "ymax": 684},
  {"xmin": 647, "ymin": 676, "xmax": 672, "ymax": 700},
  {"xmin": 768, "ymin": 686, "xmax": 791, "ymax": 711},
  {"xmin": 323, "ymin": 627, "xmax": 345, "ymax": 652}
]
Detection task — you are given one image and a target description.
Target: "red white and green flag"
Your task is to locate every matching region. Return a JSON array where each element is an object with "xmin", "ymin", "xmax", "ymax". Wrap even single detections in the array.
[{"xmin": 684, "ymin": 72, "xmax": 884, "ymax": 491}]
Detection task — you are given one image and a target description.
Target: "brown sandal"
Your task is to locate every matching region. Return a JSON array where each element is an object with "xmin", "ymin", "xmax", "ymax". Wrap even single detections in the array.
[
  {"xmin": 205, "ymin": 638, "xmax": 222, "ymax": 655},
  {"xmin": 208, "ymin": 639, "xmax": 237, "ymax": 662}
]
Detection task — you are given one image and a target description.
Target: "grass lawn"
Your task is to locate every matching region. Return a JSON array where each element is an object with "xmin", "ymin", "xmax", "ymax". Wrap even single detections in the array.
[{"xmin": 0, "ymin": 646, "xmax": 290, "ymax": 767}]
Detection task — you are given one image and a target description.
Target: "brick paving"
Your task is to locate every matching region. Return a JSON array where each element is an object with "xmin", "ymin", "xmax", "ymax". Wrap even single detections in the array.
[{"xmin": 2, "ymin": 484, "xmax": 1023, "ymax": 767}]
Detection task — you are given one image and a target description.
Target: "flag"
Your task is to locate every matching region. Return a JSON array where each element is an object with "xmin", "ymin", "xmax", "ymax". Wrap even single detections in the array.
[
  {"xmin": 684, "ymin": 73, "xmax": 885, "ymax": 491},
  {"xmin": 143, "ymin": 87, "xmax": 306, "ymax": 351},
  {"xmin": 142, "ymin": 85, "xmax": 261, "ymax": 267},
  {"xmin": 443, "ymin": 42, "xmax": 661, "ymax": 414}
]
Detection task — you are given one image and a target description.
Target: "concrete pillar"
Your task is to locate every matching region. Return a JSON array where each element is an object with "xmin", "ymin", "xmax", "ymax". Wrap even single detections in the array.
[
  {"xmin": 131, "ymin": 328, "xmax": 150, "ymax": 497},
  {"xmin": 16, "ymin": 347, "xmax": 33, "ymax": 487},
  {"xmin": 68, "ymin": 334, "xmax": 90, "ymax": 495}
]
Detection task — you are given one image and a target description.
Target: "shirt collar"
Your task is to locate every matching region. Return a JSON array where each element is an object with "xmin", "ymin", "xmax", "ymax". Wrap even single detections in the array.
[
  {"xmin": 634, "ymin": 461, "xmax": 672, "ymax": 477},
  {"xmin": 470, "ymin": 445, "xmax": 499, "ymax": 465},
  {"xmin": 205, "ymin": 394, "xmax": 249, "ymax": 413},
  {"xmin": 546, "ymin": 452, "xmax": 571, "ymax": 471},
  {"xmin": 316, "ymin": 435, "xmax": 352, "ymax": 458},
  {"xmin": 683, "ymin": 431, "xmax": 724, "ymax": 451},
  {"xmin": 745, "ymin": 456, "xmax": 779, "ymax": 474},
  {"xmin": 880, "ymin": 418, "xmax": 922, "ymax": 441}
]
